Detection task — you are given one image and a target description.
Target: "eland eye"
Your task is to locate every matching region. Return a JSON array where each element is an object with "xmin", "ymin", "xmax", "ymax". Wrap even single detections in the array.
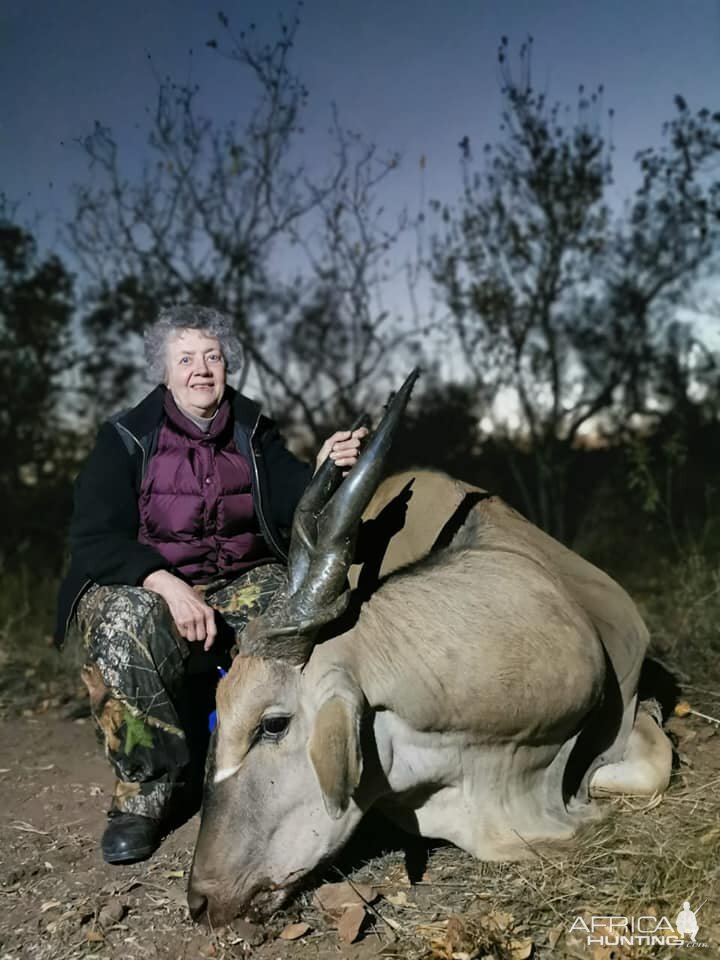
[{"xmin": 260, "ymin": 715, "xmax": 290, "ymax": 741}]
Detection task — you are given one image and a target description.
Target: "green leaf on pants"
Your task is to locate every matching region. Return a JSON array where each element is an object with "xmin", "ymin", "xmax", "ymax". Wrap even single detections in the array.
[{"xmin": 123, "ymin": 710, "xmax": 154, "ymax": 754}]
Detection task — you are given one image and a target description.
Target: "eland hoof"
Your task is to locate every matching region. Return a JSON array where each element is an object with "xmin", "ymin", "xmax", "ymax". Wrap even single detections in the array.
[{"xmin": 101, "ymin": 811, "xmax": 164, "ymax": 864}]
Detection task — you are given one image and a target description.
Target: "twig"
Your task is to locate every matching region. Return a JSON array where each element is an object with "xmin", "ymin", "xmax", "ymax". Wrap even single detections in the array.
[
  {"xmin": 687, "ymin": 707, "xmax": 720, "ymax": 725},
  {"xmin": 510, "ymin": 831, "xmax": 597, "ymax": 894},
  {"xmin": 9, "ymin": 820, "xmax": 49, "ymax": 835},
  {"xmin": 518, "ymin": 871, "xmax": 565, "ymax": 921},
  {"xmin": 331, "ymin": 865, "xmax": 400, "ymax": 939}
]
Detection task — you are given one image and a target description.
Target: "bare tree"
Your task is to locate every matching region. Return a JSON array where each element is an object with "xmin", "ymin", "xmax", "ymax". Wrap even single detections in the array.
[
  {"xmin": 259, "ymin": 115, "xmax": 424, "ymax": 441},
  {"xmin": 65, "ymin": 13, "xmax": 420, "ymax": 437},
  {"xmin": 606, "ymin": 96, "xmax": 720, "ymax": 421},
  {"xmin": 432, "ymin": 38, "xmax": 720, "ymax": 539}
]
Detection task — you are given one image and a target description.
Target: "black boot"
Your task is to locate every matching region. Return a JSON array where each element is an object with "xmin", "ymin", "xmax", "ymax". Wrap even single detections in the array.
[{"xmin": 101, "ymin": 811, "xmax": 164, "ymax": 865}]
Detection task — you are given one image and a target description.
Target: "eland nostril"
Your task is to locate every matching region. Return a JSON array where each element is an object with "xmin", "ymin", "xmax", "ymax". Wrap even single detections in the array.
[{"xmin": 187, "ymin": 889, "xmax": 208, "ymax": 922}]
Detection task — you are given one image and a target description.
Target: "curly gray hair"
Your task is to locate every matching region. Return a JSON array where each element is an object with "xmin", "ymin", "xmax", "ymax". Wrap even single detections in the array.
[{"xmin": 144, "ymin": 305, "xmax": 244, "ymax": 382}]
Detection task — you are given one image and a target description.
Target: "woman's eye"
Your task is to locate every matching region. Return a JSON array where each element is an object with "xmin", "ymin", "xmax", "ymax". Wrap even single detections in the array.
[
  {"xmin": 260, "ymin": 715, "xmax": 290, "ymax": 740},
  {"xmin": 179, "ymin": 356, "xmax": 191, "ymax": 364},
  {"xmin": 208, "ymin": 353, "xmax": 223, "ymax": 362}
]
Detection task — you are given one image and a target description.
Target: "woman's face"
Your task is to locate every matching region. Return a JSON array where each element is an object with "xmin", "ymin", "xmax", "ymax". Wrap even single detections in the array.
[{"xmin": 165, "ymin": 328, "xmax": 227, "ymax": 417}]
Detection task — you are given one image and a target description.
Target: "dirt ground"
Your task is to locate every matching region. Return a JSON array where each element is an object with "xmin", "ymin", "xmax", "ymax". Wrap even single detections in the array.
[{"xmin": 1, "ymin": 687, "xmax": 719, "ymax": 960}]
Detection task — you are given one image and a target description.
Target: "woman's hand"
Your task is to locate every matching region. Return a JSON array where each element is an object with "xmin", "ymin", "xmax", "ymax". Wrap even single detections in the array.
[
  {"xmin": 142, "ymin": 570, "xmax": 217, "ymax": 651},
  {"xmin": 315, "ymin": 426, "xmax": 369, "ymax": 475}
]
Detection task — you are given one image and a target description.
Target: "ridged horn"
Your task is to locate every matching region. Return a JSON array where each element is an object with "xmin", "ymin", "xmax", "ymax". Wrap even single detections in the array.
[
  {"xmin": 284, "ymin": 368, "xmax": 420, "ymax": 625},
  {"xmin": 316, "ymin": 369, "xmax": 420, "ymax": 548},
  {"xmin": 242, "ymin": 369, "xmax": 420, "ymax": 664},
  {"xmin": 287, "ymin": 411, "xmax": 370, "ymax": 597}
]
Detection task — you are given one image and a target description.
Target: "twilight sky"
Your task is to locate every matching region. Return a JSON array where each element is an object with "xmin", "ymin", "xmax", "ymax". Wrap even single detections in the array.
[{"xmin": 2, "ymin": 0, "xmax": 719, "ymax": 251}]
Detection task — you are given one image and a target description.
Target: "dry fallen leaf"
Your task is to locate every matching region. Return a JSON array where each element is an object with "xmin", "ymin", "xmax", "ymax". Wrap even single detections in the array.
[
  {"xmin": 98, "ymin": 898, "xmax": 127, "ymax": 928},
  {"xmin": 278, "ymin": 921, "xmax": 312, "ymax": 940},
  {"xmin": 313, "ymin": 880, "xmax": 378, "ymax": 916},
  {"xmin": 337, "ymin": 903, "xmax": 367, "ymax": 943},
  {"xmin": 486, "ymin": 909, "xmax": 514, "ymax": 933},
  {"xmin": 85, "ymin": 929, "xmax": 104, "ymax": 943},
  {"xmin": 384, "ymin": 865, "xmax": 412, "ymax": 886},
  {"xmin": 445, "ymin": 914, "xmax": 476, "ymax": 956},
  {"xmin": 40, "ymin": 901, "xmax": 62, "ymax": 913},
  {"xmin": 422, "ymin": 910, "xmax": 528, "ymax": 960},
  {"xmin": 509, "ymin": 937, "xmax": 534, "ymax": 959},
  {"xmin": 386, "ymin": 891, "xmax": 408, "ymax": 906}
]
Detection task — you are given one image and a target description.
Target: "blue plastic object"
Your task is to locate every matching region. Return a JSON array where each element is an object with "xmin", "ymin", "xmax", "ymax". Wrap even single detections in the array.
[{"xmin": 208, "ymin": 666, "xmax": 228, "ymax": 732}]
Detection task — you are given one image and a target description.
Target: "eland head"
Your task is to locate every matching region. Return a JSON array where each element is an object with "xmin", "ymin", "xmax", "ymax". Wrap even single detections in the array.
[{"xmin": 187, "ymin": 370, "xmax": 419, "ymax": 925}]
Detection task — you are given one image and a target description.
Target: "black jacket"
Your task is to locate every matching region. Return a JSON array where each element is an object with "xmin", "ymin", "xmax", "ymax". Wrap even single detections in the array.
[{"xmin": 55, "ymin": 385, "xmax": 312, "ymax": 645}]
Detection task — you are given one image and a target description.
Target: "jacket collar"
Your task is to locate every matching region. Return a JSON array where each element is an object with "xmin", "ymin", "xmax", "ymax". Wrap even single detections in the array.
[
  {"xmin": 163, "ymin": 390, "xmax": 233, "ymax": 441},
  {"xmin": 115, "ymin": 384, "xmax": 261, "ymax": 440}
]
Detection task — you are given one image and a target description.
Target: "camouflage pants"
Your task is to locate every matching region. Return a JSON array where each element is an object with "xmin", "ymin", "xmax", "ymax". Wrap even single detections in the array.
[{"xmin": 70, "ymin": 563, "xmax": 286, "ymax": 821}]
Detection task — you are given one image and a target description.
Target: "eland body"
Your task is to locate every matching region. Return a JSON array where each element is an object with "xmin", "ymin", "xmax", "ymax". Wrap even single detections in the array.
[{"xmin": 188, "ymin": 373, "xmax": 672, "ymax": 924}]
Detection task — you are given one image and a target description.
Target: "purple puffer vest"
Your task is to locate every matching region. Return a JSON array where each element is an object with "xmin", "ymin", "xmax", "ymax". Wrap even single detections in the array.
[{"xmin": 137, "ymin": 393, "xmax": 273, "ymax": 582}]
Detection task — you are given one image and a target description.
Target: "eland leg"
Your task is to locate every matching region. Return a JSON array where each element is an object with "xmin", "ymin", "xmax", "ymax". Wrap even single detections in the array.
[{"xmin": 589, "ymin": 702, "xmax": 672, "ymax": 798}]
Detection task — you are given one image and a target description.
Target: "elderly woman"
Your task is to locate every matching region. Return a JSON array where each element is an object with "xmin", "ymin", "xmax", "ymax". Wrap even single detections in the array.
[{"xmin": 55, "ymin": 305, "xmax": 367, "ymax": 864}]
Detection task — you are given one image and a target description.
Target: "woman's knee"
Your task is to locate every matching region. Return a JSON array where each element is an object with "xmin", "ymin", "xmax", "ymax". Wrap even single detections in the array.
[
  {"xmin": 74, "ymin": 585, "xmax": 174, "ymax": 658},
  {"xmin": 77, "ymin": 585, "xmax": 186, "ymax": 696},
  {"xmin": 80, "ymin": 584, "xmax": 167, "ymax": 628}
]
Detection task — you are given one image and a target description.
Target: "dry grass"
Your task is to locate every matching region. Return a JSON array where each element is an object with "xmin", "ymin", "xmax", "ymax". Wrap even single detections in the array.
[
  {"xmin": 636, "ymin": 551, "xmax": 720, "ymax": 675},
  {"xmin": 2, "ymin": 749, "xmax": 719, "ymax": 960},
  {"xmin": 1, "ymin": 557, "xmax": 719, "ymax": 959},
  {"xmin": 297, "ymin": 707, "xmax": 720, "ymax": 959}
]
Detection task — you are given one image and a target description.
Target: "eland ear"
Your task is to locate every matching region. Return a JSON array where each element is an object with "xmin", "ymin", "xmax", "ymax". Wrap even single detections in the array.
[{"xmin": 308, "ymin": 694, "xmax": 363, "ymax": 819}]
